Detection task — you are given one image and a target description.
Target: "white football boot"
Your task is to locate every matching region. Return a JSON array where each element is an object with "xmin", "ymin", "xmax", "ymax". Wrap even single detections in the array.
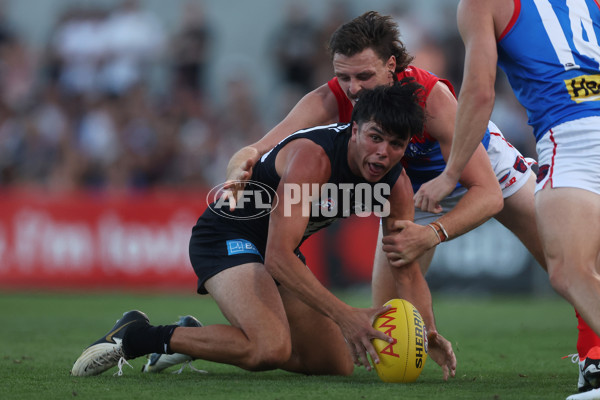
[
  {"xmin": 142, "ymin": 315, "xmax": 205, "ymax": 374},
  {"xmin": 71, "ymin": 310, "xmax": 149, "ymax": 376},
  {"xmin": 566, "ymin": 347, "xmax": 600, "ymax": 400}
]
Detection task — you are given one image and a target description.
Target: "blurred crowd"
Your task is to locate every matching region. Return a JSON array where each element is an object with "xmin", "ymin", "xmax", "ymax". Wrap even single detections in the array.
[{"xmin": 0, "ymin": 0, "xmax": 535, "ymax": 192}]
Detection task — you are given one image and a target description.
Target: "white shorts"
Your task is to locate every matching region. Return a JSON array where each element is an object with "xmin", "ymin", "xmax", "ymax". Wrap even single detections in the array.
[
  {"xmin": 415, "ymin": 121, "xmax": 533, "ymax": 225},
  {"xmin": 535, "ymin": 116, "xmax": 600, "ymax": 196}
]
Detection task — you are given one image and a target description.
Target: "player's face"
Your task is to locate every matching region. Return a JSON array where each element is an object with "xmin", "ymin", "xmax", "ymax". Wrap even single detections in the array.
[
  {"xmin": 333, "ymin": 48, "xmax": 396, "ymax": 106},
  {"xmin": 349, "ymin": 121, "xmax": 407, "ymax": 182}
]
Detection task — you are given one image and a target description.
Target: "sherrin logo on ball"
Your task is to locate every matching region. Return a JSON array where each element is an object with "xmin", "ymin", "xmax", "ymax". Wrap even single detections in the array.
[{"xmin": 372, "ymin": 298, "xmax": 428, "ymax": 383}]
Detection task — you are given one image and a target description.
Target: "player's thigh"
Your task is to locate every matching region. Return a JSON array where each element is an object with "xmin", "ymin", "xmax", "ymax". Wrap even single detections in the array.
[
  {"xmin": 495, "ymin": 174, "xmax": 546, "ymax": 268},
  {"xmin": 536, "ymin": 187, "xmax": 600, "ymax": 271},
  {"xmin": 205, "ymin": 263, "xmax": 290, "ymax": 340},
  {"xmin": 278, "ymin": 284, "xmax": 353, "ymax": 375}
]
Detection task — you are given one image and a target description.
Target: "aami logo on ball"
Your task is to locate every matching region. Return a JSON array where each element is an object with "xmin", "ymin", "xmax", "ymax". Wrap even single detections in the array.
[
  {"xmin": 377, "ymin": 307, "xmax": 400, "ymax": 358},
  {"xmin": 413, "ymin": 308, "xmax": 427, "ymax": 368}
]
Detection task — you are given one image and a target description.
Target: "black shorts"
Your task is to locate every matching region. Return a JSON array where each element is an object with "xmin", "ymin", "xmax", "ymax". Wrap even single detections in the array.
[{"xmin": 189, "ymin": 208, "xmax": 305, "ymax": 295}]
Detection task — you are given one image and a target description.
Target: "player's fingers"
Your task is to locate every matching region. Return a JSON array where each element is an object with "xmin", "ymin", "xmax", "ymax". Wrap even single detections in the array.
[
  {"xmin": 382, "ymin": 249, "xmax": 400, "ymax": 261},
  {"xmin": 413, "ymin": 193, "xmax": 423, "ymax": 210},
  {"xmin": 373, "ymin": 304, "xmax": 392, "ymax": 318},
  {"xmin": 362, "ymin": 340, "xmax": 378, "ymax": 369},
  {"xmin": 442, "ymin": 365, "xmax": 449, "ymax": 381},
  {"xmin": 448, "ymin": 350, "xmax": 457, "ymax": 378},
  {"xmin": 228, "ymin": 196, "xmax": 237, "ymax": 211},
  {"xmin": 351, "ymin": 342, "xmax": 368, "ymax": 369},
  {"xmin": 387, "ymin": 258, "xmax": 408, "ymax": 267},
  {"xmin": 389, "ymin": 219, "xmax": 408, "ymax": 231},
  {"xmin": 422, "ymin": 196, "xmax": 434, "ymax": 213},
  {"xmin": 349, "ymin": 348, "xmax": 360, "ymax": 366}
]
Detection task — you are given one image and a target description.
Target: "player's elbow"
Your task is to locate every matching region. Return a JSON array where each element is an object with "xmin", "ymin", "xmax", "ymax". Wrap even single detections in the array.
[{"xmin": 475, "ymin": 179, "xmax": 504, "ymax": 218}]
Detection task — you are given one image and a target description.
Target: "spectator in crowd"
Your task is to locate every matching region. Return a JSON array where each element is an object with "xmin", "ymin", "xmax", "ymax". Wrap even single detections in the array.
[
  {"xmin": 270, "ymin": 3, "xmax": 319, "ymax": 94},
  {"xmin": 170, "ymin": 1, "xmax": 213, "ymax": 97}
]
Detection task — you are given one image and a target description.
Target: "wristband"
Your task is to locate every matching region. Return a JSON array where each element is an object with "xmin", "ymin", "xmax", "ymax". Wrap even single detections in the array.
[
  {"xmin": 427, "ymin": 223, "xmax": 441, "ymax": 244},
  {"xmin": 429, "ymin": 221, "xmax": 449, "ymax": 242}
]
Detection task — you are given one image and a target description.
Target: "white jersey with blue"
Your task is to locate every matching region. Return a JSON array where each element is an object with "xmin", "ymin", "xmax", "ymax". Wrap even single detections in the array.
[{"xmin": 497, "ymin": 0, "xmax": 600, "ymax": 141}]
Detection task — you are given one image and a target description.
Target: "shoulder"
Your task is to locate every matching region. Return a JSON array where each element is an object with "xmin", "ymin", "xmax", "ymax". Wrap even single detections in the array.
[
  {"xmin": 275, "ymin": 138, "xmax": 331, "ymax": 183},
  {"xmin": 458, "ymin": 0, "xmax": 510, "ymax": 38}
]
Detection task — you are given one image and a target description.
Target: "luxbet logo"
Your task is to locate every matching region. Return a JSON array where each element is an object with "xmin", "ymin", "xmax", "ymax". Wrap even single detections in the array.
[
  {"xmin": 207, "ymin": 180, "xmax": 279, "ymax": 220},
  {"xmin": 283, "ymin": 183, "xmax": 390, "ymax": 217}
]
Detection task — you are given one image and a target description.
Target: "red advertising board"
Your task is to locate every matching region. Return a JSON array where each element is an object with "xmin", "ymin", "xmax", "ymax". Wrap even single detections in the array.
[{"xmin": 0, "ymin": 189, "xmax": 356, "ymax": 292}]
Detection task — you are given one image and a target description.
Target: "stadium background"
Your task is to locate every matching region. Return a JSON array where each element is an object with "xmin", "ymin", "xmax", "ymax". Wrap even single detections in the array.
[{"xmin": 0, "ymin": 0, "xmax": 550, "ymax": 295}]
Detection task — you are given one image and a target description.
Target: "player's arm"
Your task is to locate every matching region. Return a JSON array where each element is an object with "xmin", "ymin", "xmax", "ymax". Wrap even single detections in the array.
[
  {"xmin": 415, "ymin": 0, "xmax": 499, "ymax": 203},
  {"xmin": 391, "ymin": 82, "xmax": 503, "ymax": 262},
  {"xmin": 264, "ymin": 139, "xmax": 393, "ymax": 370},
  {"xmin": 223, "ymin": 85, "xmax": 338, "ymax": 202},
  {"xmin": 382, "ymin": 171, "xmax": 457, "ymax": 380}
]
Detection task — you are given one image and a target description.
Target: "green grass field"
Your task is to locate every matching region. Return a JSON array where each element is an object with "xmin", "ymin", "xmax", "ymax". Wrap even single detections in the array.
[{"xmin": 0, "ymin": 290, "xmax": 581, "ymax": 400}]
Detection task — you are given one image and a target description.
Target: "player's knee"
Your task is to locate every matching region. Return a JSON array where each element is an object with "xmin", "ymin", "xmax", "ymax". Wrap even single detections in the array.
[
  {"xmin": 547, "ymin": 264, "xmax": 571, "ymax": 296},
  {"xmin": 547, "ymin": 258, "xmax": 597, "ymax": 297},
  {"xmin": 243, "ymin": 338, "xmax": 292, "ymax": 371}
]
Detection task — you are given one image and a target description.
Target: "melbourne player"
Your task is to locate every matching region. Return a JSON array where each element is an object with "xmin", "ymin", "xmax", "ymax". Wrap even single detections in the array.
[{"xmin": 415, "ymin": 1, "xmax": 600, "ymax": 398}]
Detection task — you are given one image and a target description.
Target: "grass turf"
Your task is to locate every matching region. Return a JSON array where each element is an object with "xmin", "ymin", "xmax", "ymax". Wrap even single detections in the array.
[{"xmin": 0, "ymin": 290, "xmax": 580, "ymax": 400}]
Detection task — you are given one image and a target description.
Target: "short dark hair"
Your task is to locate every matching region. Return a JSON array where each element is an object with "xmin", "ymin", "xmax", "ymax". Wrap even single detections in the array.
[
  {"xmin": 351, "ymin": 78, "xmax": 424, "ymax": 141},
  {"xmin": 328, "ymin": 11, "xmax": 414, "ymax": 72}
]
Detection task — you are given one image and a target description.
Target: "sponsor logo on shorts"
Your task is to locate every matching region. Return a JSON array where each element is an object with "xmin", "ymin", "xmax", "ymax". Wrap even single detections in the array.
[
  {"xmin": 226, "ymin": 239, "xmax": 262, "ymax": 258},
  {"xmin": 565, "ymin": 74, "xmax": 600, "ymax": 103},
  {"xmin": 536, "ymin": 164, "xmax": 550, "ymax": 184},
  {"xmin": 513, "ymin": 155, "xmax": 528, "ymax": 173}
]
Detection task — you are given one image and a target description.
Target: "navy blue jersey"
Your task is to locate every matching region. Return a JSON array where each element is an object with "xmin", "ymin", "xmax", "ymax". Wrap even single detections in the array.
[{"xmin": 198, "ymin": 123, "xmax": 404, "ymax": 257}]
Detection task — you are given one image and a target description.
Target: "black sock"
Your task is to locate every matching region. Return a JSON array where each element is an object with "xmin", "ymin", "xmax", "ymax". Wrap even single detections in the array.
[{"xmin": 122, "ymin": 323, "xmax": 178, "ymax": 359}]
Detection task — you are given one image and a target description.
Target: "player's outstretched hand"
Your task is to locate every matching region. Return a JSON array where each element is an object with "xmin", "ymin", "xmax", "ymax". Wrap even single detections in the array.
[
  {"xmin": 414, "ymin": 172, "xmax": 458, "ymax": 213},
  {"xmin": 338, "ymin": 305, "xmax": 394, "ymax": 371},
  {"xmin": 382, "ymin": 220, "xmax": 440, "ymax": 266},
  {"xmin": 426, "ymin": 330, "xmax": 456, "ymax": 381},
  {"xmin": 221, "ymin": 148, "xmax": 259, "ymax": 211}
]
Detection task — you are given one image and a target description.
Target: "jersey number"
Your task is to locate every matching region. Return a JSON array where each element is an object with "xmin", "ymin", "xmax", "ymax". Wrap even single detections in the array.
[{"xmin": 533, "ymin": 0, "xmax": 600, "ymax": 70}]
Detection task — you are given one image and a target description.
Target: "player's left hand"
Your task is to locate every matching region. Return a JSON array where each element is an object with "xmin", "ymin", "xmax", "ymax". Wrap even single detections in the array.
[
  {"xmin": 221, "ymin": 157, "xmax": 256, "ymax": 211},
  {"xmin": 427, "ymin": 330, "xmax": 456, "ymax": 380},
  {"xmin": 382, "ymin": 220, "xmax": 439, "ymax": 266},
  {"xmin": 414, "ymin": 172, "xmax": 457, "ymax": 213}
]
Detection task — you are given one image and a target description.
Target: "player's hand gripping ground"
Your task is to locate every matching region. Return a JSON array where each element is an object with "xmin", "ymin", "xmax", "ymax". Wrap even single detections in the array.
[
  {"xmin": 337, "ymin": 305, "xmax": 394, "ymax": 371},
  {"xmin": 427, "ymin": 330, "xmax": 456, "ymax": 380}
]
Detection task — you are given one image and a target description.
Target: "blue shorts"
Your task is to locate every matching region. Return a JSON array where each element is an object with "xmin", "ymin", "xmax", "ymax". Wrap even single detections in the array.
[{"xmin": 189, "ymin": 208, "xmax": 305, "ymax": 294}]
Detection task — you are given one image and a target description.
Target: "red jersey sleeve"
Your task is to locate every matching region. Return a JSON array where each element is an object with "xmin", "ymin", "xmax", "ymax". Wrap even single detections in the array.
[{"xmin": 327, "ymin": 77, "xmax": 354, "ymax": 123}]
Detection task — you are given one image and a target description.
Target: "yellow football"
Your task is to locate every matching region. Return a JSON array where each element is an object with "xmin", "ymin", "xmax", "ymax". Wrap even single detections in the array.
[{"xmin": 372, "ymin": 298, "xmax": 428, "ymax": 383}]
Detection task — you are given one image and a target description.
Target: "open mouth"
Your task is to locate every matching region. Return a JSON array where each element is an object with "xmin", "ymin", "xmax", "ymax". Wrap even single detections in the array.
[{"xmin": 367, "ymin": 162, "xmax": 385, "ymax": 177}]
